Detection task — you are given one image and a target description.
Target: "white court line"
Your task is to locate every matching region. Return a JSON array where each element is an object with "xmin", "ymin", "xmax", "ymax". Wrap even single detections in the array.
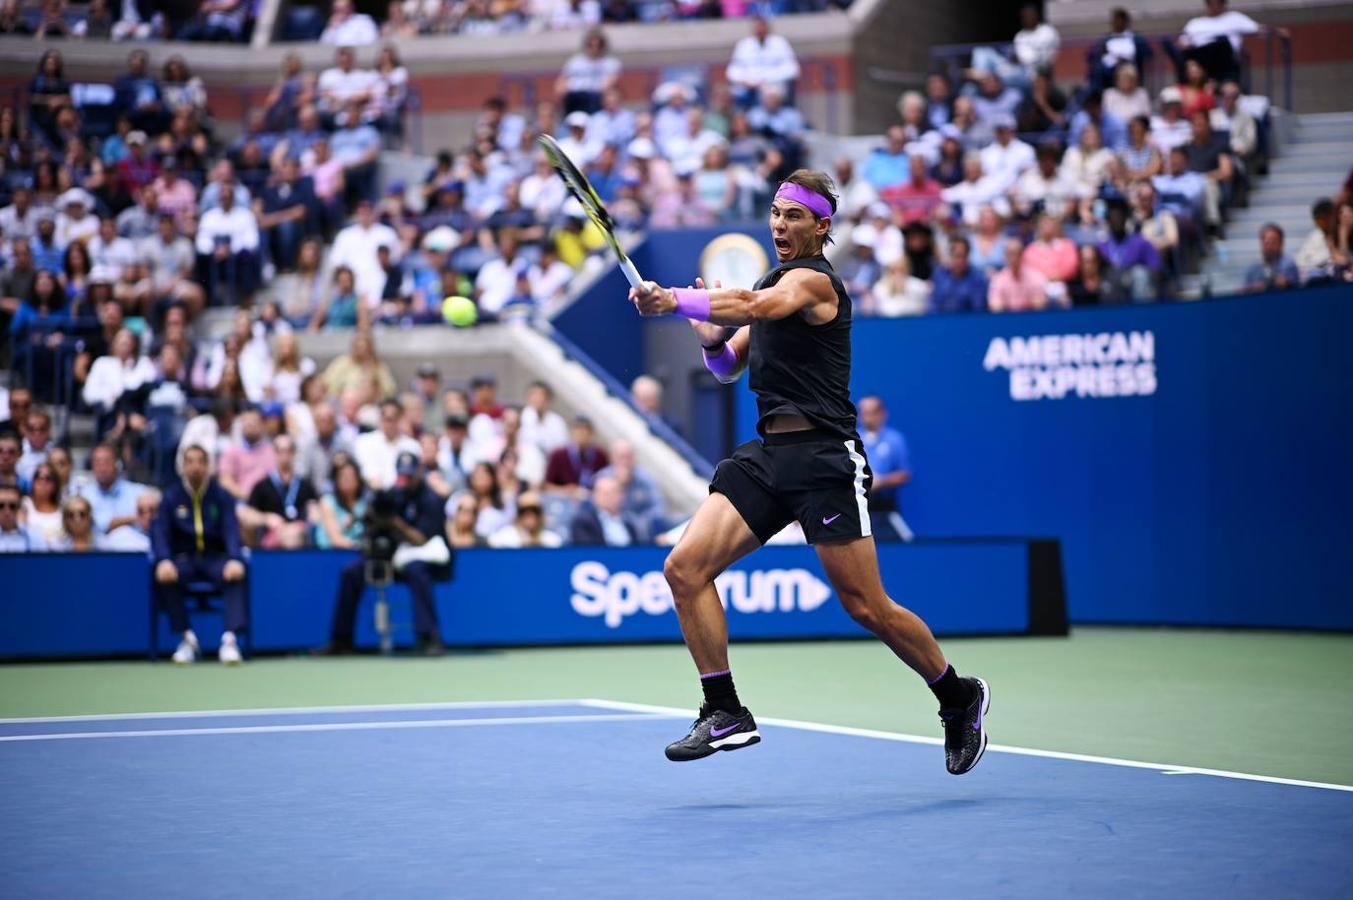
[
  {"xmin": 578, "ymin": 698, "xmax": 1353, "ymax": 795},
  {"xmin": 0, "ymin": 712, "xmax": 678, "ymax": 743},
  {"xmin": 0, "ymin": 698, "xmax": 586, "ymax": 725}
]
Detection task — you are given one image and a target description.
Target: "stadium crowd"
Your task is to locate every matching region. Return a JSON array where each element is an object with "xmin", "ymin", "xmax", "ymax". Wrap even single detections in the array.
[{"xmin": 828, "ymin": 2, "xmax": 1352, "ymax": 314}]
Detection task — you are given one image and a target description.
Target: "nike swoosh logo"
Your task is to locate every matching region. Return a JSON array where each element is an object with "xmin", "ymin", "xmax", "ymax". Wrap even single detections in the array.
[
  {"xmin": 822, "ymin": 513, "xmax": 842, "ymax": 525},
  {"xmin": 710, "ymin": 722, "xmax": 743, "ymax": 738}
]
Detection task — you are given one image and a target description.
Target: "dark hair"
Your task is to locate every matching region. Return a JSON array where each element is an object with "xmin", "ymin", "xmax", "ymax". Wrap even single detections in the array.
[
  {"xmin": 1313, "ymin": 198, "xmax": 1336, "ymax": 219},
  {"xmin": 781, "ymin": 169, "xmax": 839, "ymax": 247},
  {"xmin": 0, "ymin": 483, "xmax": 20, "ymax": 500},
  {"xmin": 1259, "ymin": 222, "xmax": 1284, "ymax": 241},
  {"xmin": 183, "ymin": 443, "xmax": 209, "ymax": 462},
  {"xmin": 1131, "ymin": 114, "xmax": 1151, "ymax": 131},
  {"xmin": 381, "ymin": 398, "xmax": 404, "ymax": 415},
  {"xmin": 949, "ymin": 235, "xmax": 971, "ymax": 254}
]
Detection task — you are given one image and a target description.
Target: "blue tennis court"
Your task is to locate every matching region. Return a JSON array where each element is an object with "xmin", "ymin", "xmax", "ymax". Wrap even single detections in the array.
[{"xmin": 2, "ymin": 700, "xmax": 1350, "ymax": 898}]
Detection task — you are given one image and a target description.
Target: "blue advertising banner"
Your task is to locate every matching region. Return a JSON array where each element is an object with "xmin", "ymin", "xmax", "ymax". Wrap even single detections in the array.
[
  {"xmin": 0, "ymin": 540, "xmax": 1045, "ymax": 659},
  {"xmin": 735, "ymin": 285, "xmax": 1353, "ymax": 629}
]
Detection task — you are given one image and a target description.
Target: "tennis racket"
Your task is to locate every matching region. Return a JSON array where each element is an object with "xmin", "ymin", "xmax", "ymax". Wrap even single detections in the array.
[{"xmin": 536, "ymin": 133, "xmax": 648, "ymax": 291}]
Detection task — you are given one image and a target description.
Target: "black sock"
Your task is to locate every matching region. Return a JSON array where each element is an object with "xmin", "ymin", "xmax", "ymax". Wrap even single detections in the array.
[
  {"xmin": 700, "ymin": 670, "xmax": 742, "ymax": 715},
  {"xmin": 927, "ymin": 664, "xmax": 974, "ymax": 710}
]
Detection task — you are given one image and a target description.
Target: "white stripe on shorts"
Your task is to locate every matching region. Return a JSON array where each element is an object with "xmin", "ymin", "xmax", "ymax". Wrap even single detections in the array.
[{"xmin": 844, "ymin": 440, "xmax": 871, "ymax": 538}]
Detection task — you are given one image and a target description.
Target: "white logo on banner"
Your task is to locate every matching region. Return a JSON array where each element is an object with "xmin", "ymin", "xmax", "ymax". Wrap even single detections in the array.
[
  {"xmin": 569, "ymin": 561, "xmax": 833, "ymax": 628},
  {"xmin": 983, "ymin": 330, "xmax": 1158, "ymax": 401}
]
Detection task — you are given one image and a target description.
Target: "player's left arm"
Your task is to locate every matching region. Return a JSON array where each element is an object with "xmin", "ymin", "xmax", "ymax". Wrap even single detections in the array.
[{"xmin": 632, "ymin": 267, "xmax": 838, "ymax": 326}]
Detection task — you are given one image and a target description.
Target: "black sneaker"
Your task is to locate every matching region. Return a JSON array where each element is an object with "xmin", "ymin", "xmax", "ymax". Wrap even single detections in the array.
[
  {"xmin": 939, "ymin": 676, "xmax": 990, "ymax": 775},
  {"xmin": 664, "ymin": 706, "xmax": 761, "ymax": 761},
  {"xmin": 312, "ymin": 639, "xmax": 354, "ymax": 657}
]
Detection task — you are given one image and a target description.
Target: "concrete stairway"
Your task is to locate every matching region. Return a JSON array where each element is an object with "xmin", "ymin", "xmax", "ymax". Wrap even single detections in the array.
[{"xmin": 1192, "ymin": 111, "xmax": 1353, "ymax": 297}]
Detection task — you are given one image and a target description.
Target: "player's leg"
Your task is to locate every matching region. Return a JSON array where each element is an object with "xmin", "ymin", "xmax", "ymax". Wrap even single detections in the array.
[
  {"xmin": 815, "ymin": 536, "xmax": 991, "ymax": 775},
  {"xmin": 662, "ymin": 491, "xmax": 762, "ymax": 675},
  {"xmin": 662, "ymin": 449, "xmax": 791, "ymax": 762}
]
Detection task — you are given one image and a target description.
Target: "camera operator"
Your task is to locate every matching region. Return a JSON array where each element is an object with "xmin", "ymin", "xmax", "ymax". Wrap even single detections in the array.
[{"xmin": 316, "ymin": 451, "xmax": 449, "ymax": 656}]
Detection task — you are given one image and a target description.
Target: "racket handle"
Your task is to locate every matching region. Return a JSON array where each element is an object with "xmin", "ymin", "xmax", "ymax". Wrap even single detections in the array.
[{"xmin": 618, "ymin": 257, "xmax": 646, "ymax": 291}]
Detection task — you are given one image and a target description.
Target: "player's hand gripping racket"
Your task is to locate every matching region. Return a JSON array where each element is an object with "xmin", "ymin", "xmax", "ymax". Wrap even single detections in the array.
[{"xmin": 537, "ymin": 133, "xmax": 649, "ymax": 292}]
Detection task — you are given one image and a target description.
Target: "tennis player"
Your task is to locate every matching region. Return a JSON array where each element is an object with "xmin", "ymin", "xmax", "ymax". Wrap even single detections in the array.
[{"xmin": 629, "ymin": 170, "xmax": 990, "ymax": 774}]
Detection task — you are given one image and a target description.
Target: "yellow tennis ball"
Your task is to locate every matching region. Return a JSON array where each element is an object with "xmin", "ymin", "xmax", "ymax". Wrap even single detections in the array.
[{"xmin": 441, "ymin": 295, "xmax": 478, "ymax": 327}]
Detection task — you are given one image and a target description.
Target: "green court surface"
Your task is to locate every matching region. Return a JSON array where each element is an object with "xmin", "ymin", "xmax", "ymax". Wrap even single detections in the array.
[{"xmin": 3, "ymin": 627, "xmax": 1351, "ymax": 787}]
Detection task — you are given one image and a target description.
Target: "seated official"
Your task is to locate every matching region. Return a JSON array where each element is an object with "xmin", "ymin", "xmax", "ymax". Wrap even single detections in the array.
[
  {"xmin": 317, "ymin": 451, "xmax": 449, "ymax": 657},
  {"xmin": 152, "ymin": 444, "xmax": 248, "ymax": 666},
  {"xmin": 858, "ymin": 395, "xmax": 913, "ymax": 542}
]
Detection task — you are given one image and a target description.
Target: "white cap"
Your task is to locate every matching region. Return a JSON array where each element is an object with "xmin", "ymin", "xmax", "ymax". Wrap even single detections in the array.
[
  {"xmin": 564, "ymin": 111, "xmax": 590, "ymax": 129},
  {"xmin": 59, "ymin": 188, "xmax": 94, "ymax": 208},
  {"xmin": 422, "ymin": 225, "xmax": 460, "ymax": 253},
  {"xmin": 1158, "ymin": 86, "xmax": 1183, "ymax": 104},
  {"xmin": 626, "ymin": 137, "xmax": 657, "ymax": 160},
  {"xmin": 851, "ymin": 223, "xmax": 877, "ymax": 249}
]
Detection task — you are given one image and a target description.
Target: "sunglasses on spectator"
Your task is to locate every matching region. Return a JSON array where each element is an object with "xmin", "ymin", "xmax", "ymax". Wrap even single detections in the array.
[
  {"xmin": 35, "ymin": 473, "xmax": 55, "ymax": 481},
  {"xmin": 64, "ymin": 509, "xmax": 90, "ymax": 519},
  {"xmin": 0, "ymin": 500, "xmax": 19, "ymax": 510}
]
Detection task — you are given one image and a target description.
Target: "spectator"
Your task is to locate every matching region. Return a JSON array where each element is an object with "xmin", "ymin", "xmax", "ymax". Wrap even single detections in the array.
[
  {"xmin": 321, "ymin": 0, "xmax": 379, "ymax": 45},
  {"xmin": 103, "ymin": 487, "xmax": 160, "ymax": 554},
  {"xmin": 475, "ymin": 229, "xmax": 527, "ymax": 320},
  {"xmin": 1068, "ymin": 244, "xmax": 1109, "ymax": 306},
  {"xmin": 551, "ymin": 0, "xmax": 601, "ymax": 31},
  {"xmin": 1210, "ymin": 81, "xmax": 1257, "ymax": 163},
  {"xmin": 2, "ymin": 238, "xmax": 38, "ymax": 323},
  {"xmin": 1022, "ymin": 213, "xmax": 1079, "ymax": 287},
  {"xmin": 726, "ymin": 15, "xmax": 800, "ymax": 109},
  {"xmin": 1070, "ymin": 90, "xmax": 1127, "ymax": 153},
  {"xmin": 881, "ymin": 155, "xmax": 944, "ymax": 227},
  {"xmin": 438, "ymin": 413, "xmax": 476, "ymax": 487},
  {"xmin": 0, "ymin": 432, "xmax": 21, "ymax": 490},
  {"xmin": 1179, "ymin": 59, "xmax": 1217, "ymax": 120},
  {"xmin": 861, "ymin": 126, "xmax": 911, "ymax": 192},
  {"xmin": 353, "ymin": 398, "xmax": 420, "ymax": 489},
  {"xmin": 445, "ymin": 492, "xmax": 484, "ymax": 549},
  {"xmin": 650, "ymin": 166, "xmax": 717, "ymax": 228},
  {"xmin": 979, "ymin": 114, "xmax": 1035, "ymax": 191},
  {"xmin": 1151, "ymin": 87, "xmax": 1194, "ymax": 154},
  {"xmin": 1118, "ymin": 115, "xmax": 1164, "ymax": 184},
  {"xmin": 630, "ymin": 374, "xmax": 666, "ymax": 422},
  {"xmin": 556, "ymin": 28, "xmax": 620, "ymax": 115},
  {"xmin": 176, "ymin": 0, "xmax": 250, "ymax": 43},
  {"xmin": 930, "ymin": 236, "xmax": 988, "ymax": 313},
  {"xmin": 142, "ymin": 213, "xmax": 204, "ymax": 315},
  {"xmin": 196, "ymin": 182, "xmax": 259, "ymax": 303},
  {"xmin": 1060, "ymin": 120, "xmax": 1115, "ymax": 198},
  {"xmin": 832, "ymin": 156, "xmax": 878, "ymax": 221},
  {"xmin": 1099, "ymin": 202, "xmax": 1162, "ymax": 302},
  {"xmin": 544, "ymin": 415, "xmax": 608, "ymax": 499},
  {"xmin": 1013, "ymin": 144, "xmax": 1084, "ymax": 221},
  {"xmin": 839, "ymin": 225, "xmax": 882, "ymax": 304},
  {"xmin": 153, "ymin": 443, "xmax": 248, "ymax": 664},
  {"xmin": 1153, "ymin": 146, "xmax": 1213, "ymax": 230},
  {"xmin": 1012, "ymin": 3, "xmax": 1061, "ymax": 73},
  {"xmin": 459, "ymin": 460, "xmax": 510, "ymax": 539},
  {"xmin": 521, "ymin": 381, "xmax": 568, "ymax": 455},
  {"xmin": 0, "ymin": 187, "xmax": 40, "ymax": 244},
  {"xmin": 255, "ymin": 157, "xmax": 314, "ymax": 273},
  {"xmin": 330, "ymin": 199, "xmax": 400, "ymax": 307},
  {"xmin": 22, "ymin": 461, "xmax": 64, "ymax": 546},
  {"xmin": 586, "ymin": 87, "xmax": 636, "ymax": 150},
  {"xmin": 1295, "ymin": 199, "xmax": 1337, "ymax": 277},
  {"xmin": 314, "ymin": 459, "xmax": 366, "ymax": 550},
  {"xmin": 51, "ymin": 494, "xmax": 100, "ymax": 552},
  {"xmin": 88, "ymin": 217, "xmax": 139, "ymax": 282},
  {"xmin": 1131, "ymin": 181, "xmax": 1180, "ymax": 262},
  {"xmin": 1015, "ymin": 70, "xmax": 1068, "ymax": 136},
  {"xmin": 28, "ymin": 50, "xmax": 71, "ymax": 145},
  {"xmin": 113, "ymin": 49, "xmax": 166, "ymax": 135},
  {"xmin": 871, "ymin": 256, "xmax": 931, "ymax": 317},
  {"xmin": 988, "ymin": 236, "xmax": 1049, "ymax": 312},
  {"xmin": 217, "ymin": 406, "xmax": 275, "ymax": 501},
  {"xmin": 1243, "ymin": 223, "xmax": 1300, "ymax": 293},
  {"xmin": 297, "ymin": 403, "xmax": 348, "ymax": 492},
  {"xmin": 16, "ymin": 408, "xmax": 56, "ymax": 487},
  {"xmin": 0, "ymin": 483, "xmax": 46, "ymax": 551},
  {"xmin": 56, "ymin": 189, "xmax": 100, "ymax": 249},
  {"xmin": 1088, "ymin": 7, "xmax": 1154, "ymax": 90},
  {"xmin": 0, "ymin": 0, "xmax": 34, "ymax": 35},
  {"xmin": 941, "ymin": 155, "xmax": 1008, "ymax": 228},
  {"xmin": 329, "ymin": 101, "xmax": 383, "ymax": 204},
  {"xmin": 596, "ymin": 438, "xmax": 665, "ymax": 541},
  {"xmin": 970, "ymin": 71, "xmax": 1023, "ymax": 141},
  {"xmin": 569, "ymin": 474, "xmax": 638, "ymax": 546},
  {"xmin": 1174, "ymin": 0, "xmax": 1263, "ymax": 83},
  {"xmin": 323, "ymin": 330, "xmax": 397, "ymax": 400},
  {"xmin": 241, "ymin": 434, "xmax": 317, "ymax": 548},
  {"xmin": 318, "ymin": 451, "xmax": 448, "ymax": 656},
  {"xmin": 1104, "ymin": 64, "xmax": 1151, "ymax": 123},
  {"xmin": 488, "ymin": 490, "xmax": 562, "ymax": 548},
  {"xmin": 857, "ymin": 395, "xmax": 912, "ymax": 541},
  {"xmin": 162, "ymin": 56, "xmax": 209, "ymax": 121},
  {"xmin": 1185, "ymin": 111, "xmax": 1234, "ymax": 231},
  {"xmin": 10, "ymin": 272, "xmax": 70, "ymax": 402},
  {"xmin": 310, "ymin": 265, "xmax": 368, "ymax": 332}
]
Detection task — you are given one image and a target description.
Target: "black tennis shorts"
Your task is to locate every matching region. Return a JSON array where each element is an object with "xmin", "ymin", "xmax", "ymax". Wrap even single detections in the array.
[{"xmin": 709, "ymin": 429, "xmax": 874, "ymax": 545}]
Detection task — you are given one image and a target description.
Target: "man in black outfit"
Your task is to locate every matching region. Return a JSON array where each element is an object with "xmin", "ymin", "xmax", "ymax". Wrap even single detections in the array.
[
  {"xmin": 317, "ymin": 451, "xmax": 447, "ymax": 656},
  {"xmin": 630, "ymin": 169, "xmax": 990, "ymax": 774}
]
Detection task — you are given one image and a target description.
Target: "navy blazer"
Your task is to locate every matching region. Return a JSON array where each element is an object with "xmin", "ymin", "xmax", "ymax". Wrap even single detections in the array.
[{"xmin": 152, "ymin": 477, "xmax": 244, "ymax": 563}]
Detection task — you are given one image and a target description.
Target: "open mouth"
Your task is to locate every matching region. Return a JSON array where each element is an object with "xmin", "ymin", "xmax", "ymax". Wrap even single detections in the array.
[{"xmin": 773, "ymin": 237, "xmax": 791, "ymax": 253}]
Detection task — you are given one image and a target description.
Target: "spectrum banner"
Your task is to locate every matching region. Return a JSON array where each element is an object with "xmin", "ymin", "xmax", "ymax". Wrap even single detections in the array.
[{"xmin": 0, "ymin": 540, "xmax": 1063, "ymax": 658}]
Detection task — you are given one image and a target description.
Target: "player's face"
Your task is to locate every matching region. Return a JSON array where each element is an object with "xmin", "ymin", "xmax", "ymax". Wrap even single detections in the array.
[{"xmin": 769, "ymin": 200, "xmax": 829, "ymax": 262}]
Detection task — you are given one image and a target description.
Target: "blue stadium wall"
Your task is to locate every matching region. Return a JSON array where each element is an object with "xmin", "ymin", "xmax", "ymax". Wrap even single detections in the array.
[{"xmin": 731, "ymin": 281, "xmax": 1353, "ymax": 630}]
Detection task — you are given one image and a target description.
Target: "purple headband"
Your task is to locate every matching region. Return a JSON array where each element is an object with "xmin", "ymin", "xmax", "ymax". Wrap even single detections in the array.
[{"xmin": 774, "ymin": 182, "xmax": 833, "ymax": 219}]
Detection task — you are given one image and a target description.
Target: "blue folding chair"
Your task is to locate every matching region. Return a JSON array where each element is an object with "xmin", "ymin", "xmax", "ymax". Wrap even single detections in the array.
[{"xmin": 148, "ymin": 577, "xmax": 252, "ymax": 661}]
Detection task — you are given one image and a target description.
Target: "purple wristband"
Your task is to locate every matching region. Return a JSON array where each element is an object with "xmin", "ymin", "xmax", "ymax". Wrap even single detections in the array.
[
  {"xmin": 672, "ymin": 287, "xmax": 711, "ymax": 322},
  {"xmin": 703, "ymin": 342, "xmax": 739, "ymax": 380}
]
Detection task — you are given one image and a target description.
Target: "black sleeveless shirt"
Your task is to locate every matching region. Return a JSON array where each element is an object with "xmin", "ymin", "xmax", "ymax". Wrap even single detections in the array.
[{"xmin": 747, "ymin": 255, "xmax": 857, "ymax": 438}]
